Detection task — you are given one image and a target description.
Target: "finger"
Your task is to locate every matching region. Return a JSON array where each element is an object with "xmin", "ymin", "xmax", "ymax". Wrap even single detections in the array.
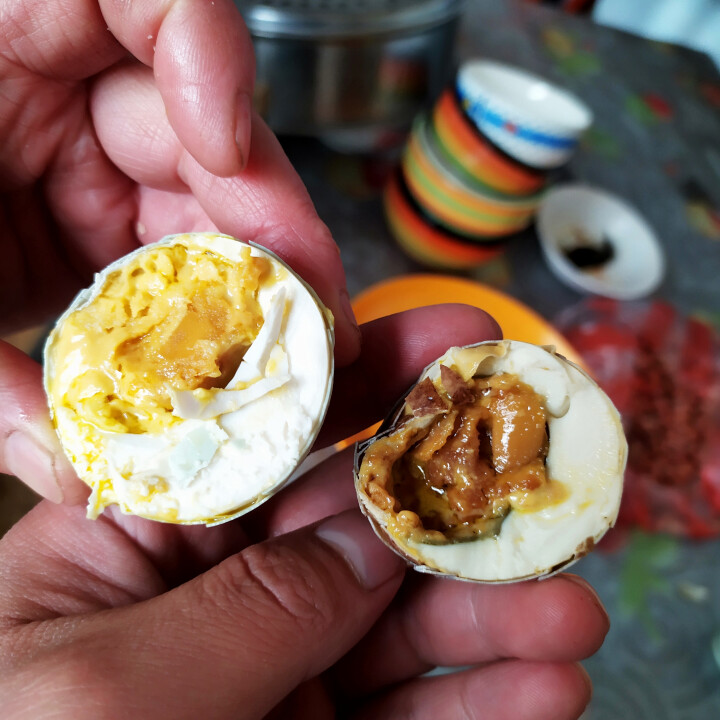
[
  {"xmin": 99, "ymin": 0, "xmax": 255, "ymax": 176},
  {"xmin": 318, "ymin": 304, "xmax": 503, "ymax": 446},
  {"xmin": 47, "ymin": 63, "xmax": 205, "ymax": 273},
  {"xmin": 1, "ymin": 4, "xmax": 140, "ymax": 292},
  {"xmin": 348, "ymin": 661, "xmax": 591, "ymax": 720},
  {"xmin": 2, "ymin": 0, "xmax": 253, "ymax": 177},
  {"xmin": 0, "ymin": 342, "xmax": 85, "ymax": 505},
  {"xmin": 264, "ymin": 679, "xmax": 334, "ymax": 720},
  {"xmin": 248, "ymin": 446, "xmax": 358, "ymax": 540},
  {"xmin": 1, "ymin": 1, "xmax": 124, "ymax": 81},
  {"xmin": 92, "ymin": 65, "xmax": 361, "ymax": 365},
  {"xmin": 44, "ymin": 110, "xmax": 141, "ymax": 278},
  {"xmin": 6, "ymin": 512, "xmax": 405, "ymax": 720},
  {"xmin": 0, "ymin": 502, "xmax": 166, "ymax": 623},
  {"xmin": 0, "ymin": 501, "xmax": 249, "ymax": 623},
  {"xmin": 334, "ymin": 573, "xmax": 609, "ymax": 697}
]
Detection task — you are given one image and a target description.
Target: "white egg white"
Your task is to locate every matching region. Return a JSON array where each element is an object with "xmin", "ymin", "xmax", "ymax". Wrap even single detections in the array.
[
  {"xmin": 355, "ymin": 341, "xmax": 626, "ymax": 583},
  {"xmin": 45, "ymin": 233, "xmax": 334, "ymax": 525}
]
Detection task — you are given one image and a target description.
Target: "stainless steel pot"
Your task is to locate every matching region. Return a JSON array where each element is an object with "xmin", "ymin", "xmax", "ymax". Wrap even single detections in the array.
[{"xmin": 235, "ymin": 0, "xmax": 464, "ymax": 151}]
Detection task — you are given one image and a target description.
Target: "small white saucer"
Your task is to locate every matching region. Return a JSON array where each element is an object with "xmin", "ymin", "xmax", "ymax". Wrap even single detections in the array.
[{"xmin": 537, "ymin": 184, "xmax": 665, "ymax": 300}]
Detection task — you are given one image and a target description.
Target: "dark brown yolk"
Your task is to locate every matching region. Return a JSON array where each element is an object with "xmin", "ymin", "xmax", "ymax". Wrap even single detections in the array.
[
  {"xmin": 359, "ymin": 371, "xmax": 564, "ymax": 544},
  {"xmin": 395, "ymin": 375, "xmax": 548, "ymax": 540}
]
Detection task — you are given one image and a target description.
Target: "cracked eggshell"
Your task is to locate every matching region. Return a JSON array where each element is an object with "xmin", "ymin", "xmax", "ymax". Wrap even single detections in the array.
[
  {"xmin": 44, "ymin": 232, "xmax": 334, "ymax": 526},
  {"xmin": 354, "ymin": 340, "xmax": 626, "ymax": 583}
]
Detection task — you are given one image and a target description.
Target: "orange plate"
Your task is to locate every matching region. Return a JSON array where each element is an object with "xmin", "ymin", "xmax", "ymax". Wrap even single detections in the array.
[{"xmin": 352, "ymin": 274, "xmax": 584, "ymax": 367}]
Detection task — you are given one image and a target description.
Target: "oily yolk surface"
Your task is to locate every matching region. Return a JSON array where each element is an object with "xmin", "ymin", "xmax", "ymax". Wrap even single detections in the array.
[
  {"xmin": 360, "ymin": 372, "xmax": 568, "ymax": 544},
  {"xmin": 51, "ymin": 244, "xmax": 270, "ymax": 434}
]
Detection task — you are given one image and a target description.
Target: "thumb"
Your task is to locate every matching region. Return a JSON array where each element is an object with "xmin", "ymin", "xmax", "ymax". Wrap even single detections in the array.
[{"xmin": 34, "ymin": 511, "xmax": 405, "ymax": 720}]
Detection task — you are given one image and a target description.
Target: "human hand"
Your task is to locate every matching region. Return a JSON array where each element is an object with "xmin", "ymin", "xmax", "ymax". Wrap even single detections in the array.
[
  {"xmin": 0, "ymin": 0, "xmax": 359, "ymax": 502},
  {"xmin": 0, "ymin": 306, "xmax": 608, "ymax": 720}
]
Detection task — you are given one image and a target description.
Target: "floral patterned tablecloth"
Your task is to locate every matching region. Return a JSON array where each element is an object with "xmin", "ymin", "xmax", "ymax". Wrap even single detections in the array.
[{"xmin": 282, "ymin": 1, "xmax": 720, "ymax": 717}]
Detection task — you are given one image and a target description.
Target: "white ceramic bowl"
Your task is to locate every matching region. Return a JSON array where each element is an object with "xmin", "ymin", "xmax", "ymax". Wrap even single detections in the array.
[
  {"xmin": 537, "ymin": 185, "xmax": 665, "ymax": 300},
  {"xmin": 456, "ymin": 60, "xmax": 593, "ymax": 169}
]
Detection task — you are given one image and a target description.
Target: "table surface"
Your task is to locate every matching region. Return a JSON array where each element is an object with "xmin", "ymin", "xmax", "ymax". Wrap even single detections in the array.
[{"xmin": 283, "ymin": 1, "xmax": 720, "ymax": 717}]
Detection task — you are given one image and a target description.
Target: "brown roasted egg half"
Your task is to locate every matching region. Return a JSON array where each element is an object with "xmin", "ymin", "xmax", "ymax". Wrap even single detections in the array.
[{"xmin": 355, "ymin": 340, "xmax": 626, "ymax": 582}]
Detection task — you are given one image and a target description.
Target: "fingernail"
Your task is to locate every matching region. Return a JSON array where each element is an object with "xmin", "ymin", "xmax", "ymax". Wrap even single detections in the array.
[
  {"xmin": 316, "ymin": 512, "xmax": 404, "ymax": 590},
  {"xmin": 235, "ymin": 92, "xmax": 252, "ymax": 171},
  {"xmin": 564, "ymin": 574, "xmax": 610, "ymax": 625},
  {"xmin": 4, "ymin": 431, "xmax": 64, "ymax": 503}
]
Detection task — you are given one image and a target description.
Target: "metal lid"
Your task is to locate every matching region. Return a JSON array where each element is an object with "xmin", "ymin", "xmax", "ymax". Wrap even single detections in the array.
[{"xmin": 235, "ymin": 0, "xmax": 464, "ymax": 39}]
